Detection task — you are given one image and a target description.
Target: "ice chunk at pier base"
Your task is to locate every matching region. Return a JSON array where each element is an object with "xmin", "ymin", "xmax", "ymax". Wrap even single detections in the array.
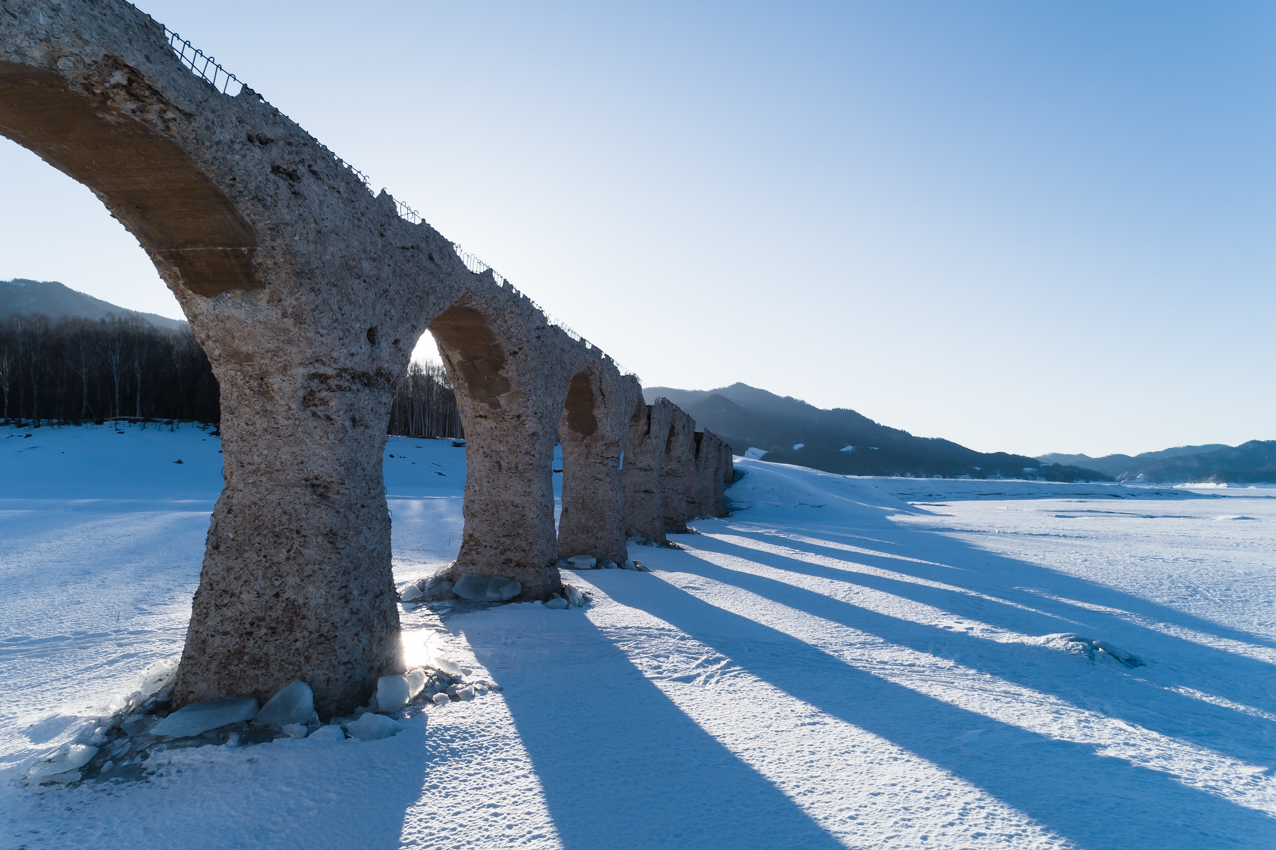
[
  {"xmin": 149, "ymin": 697, "xmax": 259, "ymax": 738},
  {"xmin": 345, "ymin": 712, "xmax": 405, "ymax": 741},
  {"xmin": 253, "ymin": 681, "xmax": 314, "ymax": 727},
  {"xmin": 372, "ymin": 671, "xmax": 426, "ymax": 714},
  {"xmin": 452, "ymin": 573, "xmax": 522, "ymax": 602},
  {"xmin": 26, "ymin": 744, "xmax": 98, "ymax": 780}
]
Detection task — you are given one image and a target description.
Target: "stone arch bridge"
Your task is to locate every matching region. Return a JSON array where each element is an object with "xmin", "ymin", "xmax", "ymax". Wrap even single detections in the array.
[{"xmin": 0, "ymin": 0, "xmax": 734, "ymax": 716}]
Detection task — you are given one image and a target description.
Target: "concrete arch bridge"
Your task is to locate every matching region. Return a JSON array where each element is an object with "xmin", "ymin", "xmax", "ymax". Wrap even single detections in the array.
[{"xmin": 0, "ymin": 0, "xmax": 734, "ymax": 716}]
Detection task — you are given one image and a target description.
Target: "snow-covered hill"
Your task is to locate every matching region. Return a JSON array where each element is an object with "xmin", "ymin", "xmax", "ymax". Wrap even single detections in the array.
[{"xmin": 2, "ymin": 424, "xmax": 1275, "ymax": 848}]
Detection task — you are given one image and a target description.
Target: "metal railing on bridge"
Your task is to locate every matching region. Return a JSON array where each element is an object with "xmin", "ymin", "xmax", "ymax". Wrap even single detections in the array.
[{"xmin": 161, "ymin": 27, "xmax": 637, "ymax": 379}]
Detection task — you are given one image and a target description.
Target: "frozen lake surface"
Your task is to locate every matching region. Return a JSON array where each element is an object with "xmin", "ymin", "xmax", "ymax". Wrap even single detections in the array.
[{"xmin": 2, "ymin": 423, "xmax": 1274, "ymax": 848}]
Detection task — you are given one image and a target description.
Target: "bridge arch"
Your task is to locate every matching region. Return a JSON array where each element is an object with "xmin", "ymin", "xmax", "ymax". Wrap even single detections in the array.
[
  {"xmin": 3, "ymin": 0, "xmax": 730, "ymax": 718},
  {"xmin": 0, "ymin": 62, "xmax": 260, "ymax": 299}
]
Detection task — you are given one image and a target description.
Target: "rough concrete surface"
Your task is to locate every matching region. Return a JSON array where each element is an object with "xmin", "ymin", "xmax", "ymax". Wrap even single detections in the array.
[
  {"xmin": 621, "ymin": 398, "xmax": 676, "ymax": 545},
  {"xmin": 661, "ymin": 408, "xmax": 696, "ymax": 533},
  {"xmin": 557, "ymin": 368, "xmax": 644, "ymax": 565}
]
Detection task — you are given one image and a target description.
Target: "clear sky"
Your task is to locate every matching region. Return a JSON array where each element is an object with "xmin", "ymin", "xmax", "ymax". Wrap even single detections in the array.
[{"xmin": 3, "ymin": 1, "xmax": 1274, "ymax": 458}]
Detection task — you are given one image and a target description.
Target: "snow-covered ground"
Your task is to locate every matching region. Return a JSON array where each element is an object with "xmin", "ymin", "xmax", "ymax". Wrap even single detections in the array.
[{"xmin": 2, "ymin": 423, "xmax": 1275, "ymax": 848}]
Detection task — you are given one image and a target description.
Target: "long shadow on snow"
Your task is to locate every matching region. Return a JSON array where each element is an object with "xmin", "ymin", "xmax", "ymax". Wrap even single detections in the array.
[
  {"xmin": 906, "ymin": 515, "xmax": 1276, "ymax": 651},
  {"xmin": 722, "ymin": 517, "xmax": 1276, "ymax": 653},
  {"xmin": 705, "ymin": 522, "xmax": 1276, "ymax": 693},
  {"xmin": 667, "ymin": 535, "xmax": 1276, "ymax": 769},
  {"xmin": 595, "ymin": 572, "xmax": 1276, "ymax": 850},
  {"xmin": 466, "ymin": 613, "xmax": 843, "ymax": 850}
]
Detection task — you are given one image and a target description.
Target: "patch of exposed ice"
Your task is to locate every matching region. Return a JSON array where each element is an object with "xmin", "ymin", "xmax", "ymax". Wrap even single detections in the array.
[
  {"xmin": 26, "ymin": 743, "xmax": 98, "ymax": 781},
  {"xmin": 149, "ymin": 696, "xmax": 259, "ymax": 738},
  {"xmin": 452, "ymin": 573, "xmax": 522, "ymax": 602}
]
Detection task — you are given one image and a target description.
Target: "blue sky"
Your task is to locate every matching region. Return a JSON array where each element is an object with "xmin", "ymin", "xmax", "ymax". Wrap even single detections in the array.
[{"xmin": 3, "ymin": 1, "xmax": 1274, "ymax": 457}]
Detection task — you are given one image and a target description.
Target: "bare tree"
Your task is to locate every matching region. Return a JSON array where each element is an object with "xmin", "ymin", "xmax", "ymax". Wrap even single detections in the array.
[
  {"xmin": 131, "ymin": 320, "xmax": 151, "ymax": 420},
  {"xmin": 0, "ymin": 339, "xmax": 13, "ymax": 420},
  {"xmin": 387, "ymin": 359, "xmax": 462, "ymax": 439},
  {"xmin": 97, "ymin": 316, "xmax": 129, "ymax": 420},
  {"xmin": 64, "ymin": 318, "xmax": 96, "ymax": 421},
  {"xmin": 15, "ymin": 314, "xmax": 50, "ymax": 425}
]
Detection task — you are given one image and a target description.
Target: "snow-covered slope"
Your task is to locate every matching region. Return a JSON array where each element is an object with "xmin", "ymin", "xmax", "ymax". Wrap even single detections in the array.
[{"xmin": 3, "ymin": 425, "xmax": 1275, "ymax": 848}]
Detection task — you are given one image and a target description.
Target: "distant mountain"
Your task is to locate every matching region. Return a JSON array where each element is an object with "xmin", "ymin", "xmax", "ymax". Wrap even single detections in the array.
[
  {"xmin": 645, "ymin": 383, "xmax": 1108, "ymax": 482},
  {"xmin": 1, "ymin": 279, "xmax": 186, "ymax": 331},
  {"xmin": 1040, "ymin": 442, "xmax": 1276, "ymax": 484},
  {"xmin": 1037, "ymin": 445, "xmax": 1228, "ymax": 479}
]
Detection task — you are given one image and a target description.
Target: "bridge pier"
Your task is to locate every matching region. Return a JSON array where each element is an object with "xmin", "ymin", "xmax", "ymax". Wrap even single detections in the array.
[
  {"xmin": 661, "ymin": 408, "xmax": 697, "ymax": 533},
  {"xmin": 557, "ymin": 369, "xmax": 642, "ymax": 565},
  {"xmin": 696, "ymin": 430, "xmax": 730, "ymax": 518},
  {"xmin": 622, "ymin": 398, "xmax": 674, "ymax": 543},
  {"xmin": 175, "ymin": 353, "xmax": 404, "ymax": 716},
  {"xmin": 429, "ymin": 301, "xmax": 564, "ymax": 600}
]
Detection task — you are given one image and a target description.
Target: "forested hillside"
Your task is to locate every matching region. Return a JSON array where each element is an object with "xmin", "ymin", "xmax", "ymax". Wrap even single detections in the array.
[{"xmin": 0, "ymin": 311, "xmax": 461, "ymax": 438}]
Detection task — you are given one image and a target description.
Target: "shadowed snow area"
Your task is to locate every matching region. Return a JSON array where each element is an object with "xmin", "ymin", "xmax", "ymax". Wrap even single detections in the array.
[{"xmin": 2, "ymin": 424, "xmax": 1275, "ymax": 848}]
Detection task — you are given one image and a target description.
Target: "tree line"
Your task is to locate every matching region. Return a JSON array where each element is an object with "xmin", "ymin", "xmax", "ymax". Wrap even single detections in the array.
[{"xmin": 0, "ymin": 312, "xmax": 462, "ymax": 439}]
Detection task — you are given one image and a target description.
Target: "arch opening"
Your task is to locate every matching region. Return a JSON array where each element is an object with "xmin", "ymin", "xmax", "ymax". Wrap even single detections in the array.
[{"xmin": 0, "ymin": 62, "xmax": 260, "ymax": 299}]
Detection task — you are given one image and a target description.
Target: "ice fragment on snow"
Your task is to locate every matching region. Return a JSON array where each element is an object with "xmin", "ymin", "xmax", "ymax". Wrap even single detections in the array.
[
  {"xmin": 431, "ymin": 692, "xmax": 450, "ymax": 706},
  {"xmin": 254, "ymin": 681, "xmax": 314, "ymax": 727},
  {"xmin": 405, "ymin": 669, "xmax": 427, "ymax": 698},
  {"xmin": 567, "ymin": 555, "xmax": 596, "ymax": 569},
  {"xmin": 600, "ymin": 560, "xmax": 618, "ymax": 569},
  {"xmin": 1092, "ymin": 639, "xmax": 1143, "ymax": 668},
  {"xmin": 149, "ymin": 696, "xmax": 259, "ymax": 738},
  {"xmin": 544, "ymin": 596, "xmax": 569, "ymax": 609},
  {"xmin": 282, "ymin": 723, "xmax": 308, "ymax": 739},
  {"xmin": 400, "ymin": 584, "xmax": 424, "ymax": 602},
  {"xmin": 120, "ymin": 714, "xmax": 155, "ymax": 737},
  {"xmin": 345, "ymin": 712, "xmax": 404, "ymax": 741},
  {"xmin": 453, "ymin": 573, "xmax": 522, "ymax": 602},
  {"xmin": 135, "ymin": 658, "xmax": 180, "ymax": 698},
  {"xmin": 620, "ymin": 559, "xmax": 640, "ymax": 571},
  {"xmin": 225, "ymin": 732, "xmax": 240, "ymax": 748},
  {"xmin": 373, "ymin": 675, "xmax": 413, "ymax": 713},
  {"xmin": 27, "ymin": 744, "xmax": 98, "ymax": 780},
  {"xmin": 44, "ymin": 771, "xmax": 81, "ymax": 783},
  {"xmin": 456, "ymin": 686, "xmax": 475, "ymax": 701},
  {"xmin": 563, "ymin": 585, "xmax": 584, "ymax": 607},
  {"xmin": 307, "ymin": 725, "xmax": 346, "ymax": 743}
]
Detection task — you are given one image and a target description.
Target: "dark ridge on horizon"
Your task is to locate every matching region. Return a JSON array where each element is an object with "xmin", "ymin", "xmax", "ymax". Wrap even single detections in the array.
[
  {"xmin": 645, "ymin": 382, "xmax": 1106, "ymax": 482},
  {"xmin": 1, "ymin": 278, "xmax": 187, "ymax": 332},
  {"xmin": 1040, "ymin": 443, "xmax": 1276, "ymax": 484}
]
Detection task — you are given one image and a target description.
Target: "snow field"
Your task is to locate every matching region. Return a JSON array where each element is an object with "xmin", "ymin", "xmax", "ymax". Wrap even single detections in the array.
[{"xmin": 3, "ymin": 426, "xmax": 1276, "ymax": 848}]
